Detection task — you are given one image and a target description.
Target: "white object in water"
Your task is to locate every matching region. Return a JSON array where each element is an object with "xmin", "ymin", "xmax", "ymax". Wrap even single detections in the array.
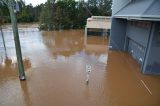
[
  {"xmin": 86, "ymin": 65, "xmax": 92, "ymax": 73},
  {"xmin": 86, "ymin": 65, "xmax": 92, "ymax": 84},
  {"xmin": 139, "ymin": 58, "xmax": 143, "ymax": 62},
  {"xmin": 131, "ymin": 50, "xmax": 133, "ymax": 53},
  {"xmin": 108, "ymin": 46, "xmax": 112, "ymax": 49}
]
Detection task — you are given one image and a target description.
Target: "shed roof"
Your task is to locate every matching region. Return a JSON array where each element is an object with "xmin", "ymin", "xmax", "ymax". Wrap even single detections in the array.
[{"xmin": 114, "ymin": 0, "xmax": 160, "ymax": 21}]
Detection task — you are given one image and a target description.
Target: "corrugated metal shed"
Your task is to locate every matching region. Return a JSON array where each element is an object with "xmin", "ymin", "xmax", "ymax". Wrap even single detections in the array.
[
  {"xmin": 144, "ymin": 0, "xmax": 160, "ymax": 16},
  {"xmin": 113, "ymin": 0, "xmax": 160, "ymax": 21},
  {"xmin": 112, "ymin": 0, "xmax": 131, "ymax": 15}
]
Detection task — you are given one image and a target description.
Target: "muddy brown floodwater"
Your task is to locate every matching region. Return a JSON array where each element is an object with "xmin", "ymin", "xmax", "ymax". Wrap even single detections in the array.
[{"xmin": 0, "ymin": 25, "xmax": 160, "ymax": 106}]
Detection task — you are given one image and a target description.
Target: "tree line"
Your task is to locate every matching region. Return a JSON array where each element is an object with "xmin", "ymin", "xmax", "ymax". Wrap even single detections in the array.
[
  {"xmin": 0, "ymin": 0, "xmax": 112, "ymax": 30},
  {"xmin": 0, "ymin": 1, "xmax": 42, "ymax": 23}
]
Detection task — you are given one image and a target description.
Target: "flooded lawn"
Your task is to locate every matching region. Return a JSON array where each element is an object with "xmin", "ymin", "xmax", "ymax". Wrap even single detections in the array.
[{"xmin": 0, "ymin": 25, "xmax": 160, "ymax": 106}]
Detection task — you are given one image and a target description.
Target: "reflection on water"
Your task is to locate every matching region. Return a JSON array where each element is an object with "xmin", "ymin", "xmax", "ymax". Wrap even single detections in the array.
[
  {"xmin": 20, "ymin": 81, "xmax": 32, "ymax": 106},
  {"xmin": 0, "ymin": 25, "xmax": 160, "ymax": 106}
]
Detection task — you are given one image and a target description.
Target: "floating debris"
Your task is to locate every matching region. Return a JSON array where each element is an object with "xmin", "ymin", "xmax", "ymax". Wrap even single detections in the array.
[{"xmin": 86, "ymin": 65, "xmax": 92, "ymax": 85}]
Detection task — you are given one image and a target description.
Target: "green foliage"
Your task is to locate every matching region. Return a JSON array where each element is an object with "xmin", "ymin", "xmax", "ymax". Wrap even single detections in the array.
[
  {"xmin": 88, "ymin": 0, "xmax": 112, "ymax": 16},
  {"xmin": 39, "ymin": 0, "xmax": 54, "ymax": 30},
  {"xmin": 0, "ymin": 1, "xmax": 42, "ymax": 23},
  {"xmin": 54, "ymin": 0, "xmax": 77, "ymax": 29},
  {"xmin": 17, "ymin": 3, "xmax": 42, "ymax": 23},
  {"xmin": 0, "ymin": 0, "xmax": 112, "ymax": 29},
  {"xmin": 0, "ymin": 2, "xmax": 10, "ymax": 23},
  {"xmin": 39, "ymin": 0, "xmax": 112, "ymax": 30}
]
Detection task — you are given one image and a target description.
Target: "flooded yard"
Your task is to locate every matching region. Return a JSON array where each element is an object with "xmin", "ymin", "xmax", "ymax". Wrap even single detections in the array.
[{"xmin": 0, "ymin": 25, "xmax": 160, "ymax": 106}]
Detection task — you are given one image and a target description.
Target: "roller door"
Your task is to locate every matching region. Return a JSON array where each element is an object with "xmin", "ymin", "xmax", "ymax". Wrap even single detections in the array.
[
  {"xmin": 126, "ymin": 21, "xmax": 151, "ymax": 65},
  {"xmin": 128, "ymin": 39, "xmax": 145, "ymax": 65}
]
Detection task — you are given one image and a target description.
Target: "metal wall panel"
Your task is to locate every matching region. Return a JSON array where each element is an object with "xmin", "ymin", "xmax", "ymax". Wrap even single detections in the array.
[
  {"xmin": 109, "ymin": 18, "xmax": 127, "ymax": 50},
  {"xmin": 126, "ymin": 21, "xmax": 150, "ymax": 47},
  {"xmin": 143, "ymin": 22, "xmax": 160, "ymax": 74},
  {"xmin": 126, "ymin": 21, "xmax": 150, "ymax": 65},
  {"xmin": 144, "ymin": 0, "xmax": 160, "ymax": 16},
  {"xmin": 112, "ymin": 0, "xmax": 130, "ymax": 15},
  {"xmin": 128, "ymin": 39, "xmax": 145, "ymax": 65},
  {"xmin": 114, "ymin": 0, "xmax": 154, "ymax": 16}
]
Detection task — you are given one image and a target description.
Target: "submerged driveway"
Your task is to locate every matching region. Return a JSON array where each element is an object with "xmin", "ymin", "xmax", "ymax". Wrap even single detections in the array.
[{"xmin": 0, "ymin": 26, "xmax": 160, "ymax": 106}]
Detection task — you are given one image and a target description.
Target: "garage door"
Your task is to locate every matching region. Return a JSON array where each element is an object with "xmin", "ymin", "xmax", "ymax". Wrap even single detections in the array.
[
  {"xmin": 126, "ymin": 21, "xmax": 151, "ymax": 65},
  {"xmin": 128, "ymin": 39, "xmax": 145, "ymax": 65}
]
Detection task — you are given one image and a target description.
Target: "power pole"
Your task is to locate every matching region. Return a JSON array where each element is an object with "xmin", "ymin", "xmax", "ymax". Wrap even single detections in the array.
[{"xmin": 7, "ymin": 0, "xmax": 26, "ymax": 80}]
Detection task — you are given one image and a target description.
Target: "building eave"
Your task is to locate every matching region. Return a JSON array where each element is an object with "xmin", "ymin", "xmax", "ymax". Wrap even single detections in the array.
[{"xmin": 113, "ymin": 15, "xmax": 160, "ymax": 21}]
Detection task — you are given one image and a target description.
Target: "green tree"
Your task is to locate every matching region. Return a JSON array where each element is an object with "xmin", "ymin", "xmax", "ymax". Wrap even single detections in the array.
[
  {"xmin": 98, "ymin": 0, "xmax": 112, "ymax": 16},
  {"xmin": 0, "ymin": 2, "xmax": 10, "ymax": 23},
  {"xmin": 54, "ymin": 0, "xmax": 77, "ymax": 29},
  {"xmin": 38, "ymin": 0, "xmax": 112, "ymax": 30},
  {"xmin": 76, "ymin": 0, "xmax": 90, "ymax": 28},
  {"xmin": 39, "ymin": 0, "xmax": 55, "ymax": 30}
]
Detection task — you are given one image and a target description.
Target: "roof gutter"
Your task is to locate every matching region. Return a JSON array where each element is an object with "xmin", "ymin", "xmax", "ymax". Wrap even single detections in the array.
[{"xmin": 113, "ymin": 15, "xmax": 160, "ymax": 21}]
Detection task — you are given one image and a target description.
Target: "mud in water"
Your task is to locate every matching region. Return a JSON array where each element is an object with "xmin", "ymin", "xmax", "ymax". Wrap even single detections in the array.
[{"xmin": 0, "ymin": 26, "xmax": 160, "ymax": 106}]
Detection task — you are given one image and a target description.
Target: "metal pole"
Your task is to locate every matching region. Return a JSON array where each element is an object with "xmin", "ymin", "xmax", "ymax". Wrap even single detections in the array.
[
  {"xmin": 84, "ymin": 26, "xmax": 87, "ymax": 46},
  {"xmin": 0, "ymin": 26, "xmax": 7, "ymax": 55},
  {"xmin": 8, "ymin": 0, "xmax": 26, "ymax": 80}
]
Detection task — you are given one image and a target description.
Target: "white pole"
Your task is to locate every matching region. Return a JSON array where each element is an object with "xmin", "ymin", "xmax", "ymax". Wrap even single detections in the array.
[{"xmin": 84, "ymin": 26, "xmax": 87, "ymax": 46}]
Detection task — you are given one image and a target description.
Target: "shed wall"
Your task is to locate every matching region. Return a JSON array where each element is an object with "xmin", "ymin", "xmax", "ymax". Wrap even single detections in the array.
[
  {"xmin": 143, "ymin": 22, "xmax": 160, "ymax": 74},
  {"xmin": 109, "ymin": 18, "xmax": 127, "ymax": 50}
]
